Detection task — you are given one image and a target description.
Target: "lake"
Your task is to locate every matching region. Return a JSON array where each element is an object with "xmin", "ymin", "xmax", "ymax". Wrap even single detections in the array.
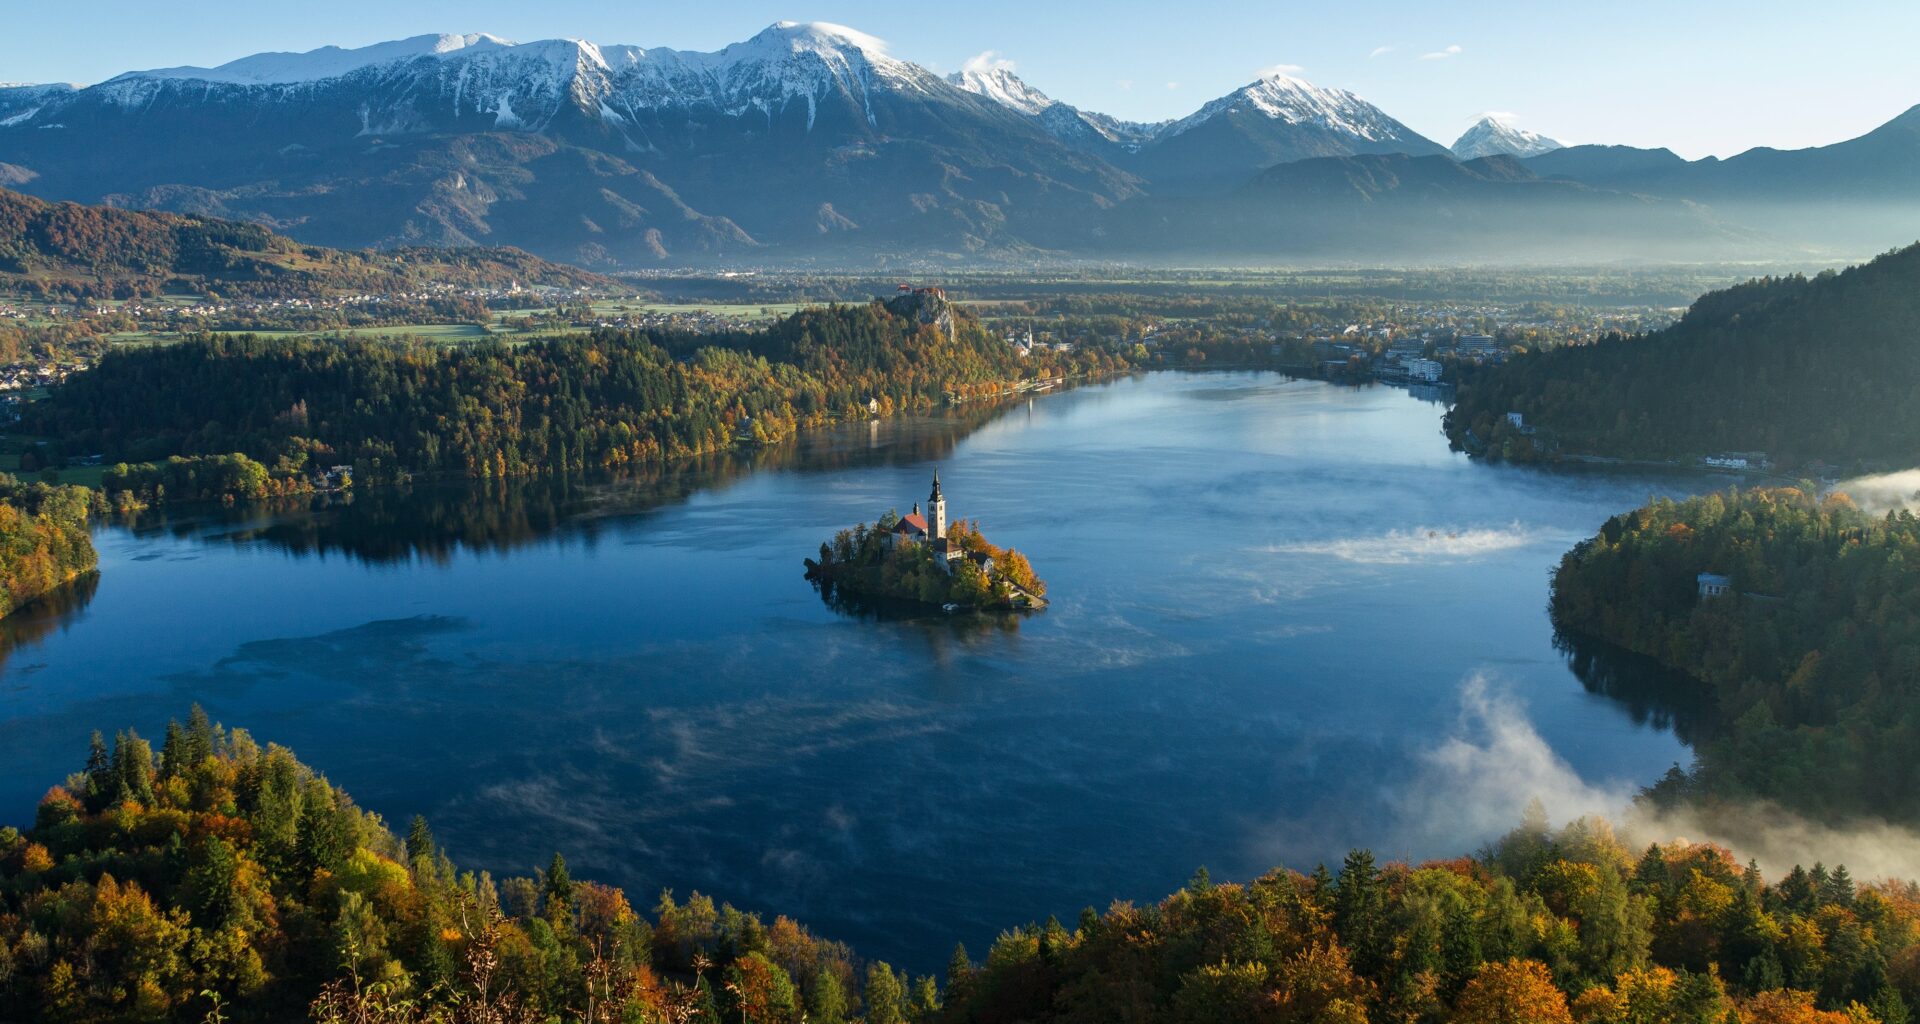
[{"xmin": 0, "ymin": 371, "xmax": 1705, "ymax": 973}]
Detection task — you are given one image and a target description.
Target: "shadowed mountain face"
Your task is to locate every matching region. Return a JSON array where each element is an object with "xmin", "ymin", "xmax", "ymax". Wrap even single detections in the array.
[
  {"xmin": 1114, "ymin": 75, "xmax": 1449, "ymax": 194},
  {"xmin": 0, "ymin": 184, "xmax": 608, "ymax": 295},
  {"xmin": 0, "ymin": 25, "xmax": 1140, "ymax": 266},
  {"xmin": 1100, "ymin": 154, "xmax": 1774, "ymax": 264},
  {"xmin": 3, "ymin": 24, "xmax": 1916, "ymax": 264},
  {"xmin": 1523, "ymin": 106, "xmax": 1920, "ymax": 252}
]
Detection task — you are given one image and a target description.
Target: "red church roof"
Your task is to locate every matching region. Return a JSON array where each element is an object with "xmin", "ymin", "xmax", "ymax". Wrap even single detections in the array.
[{"xmin": 896, "ymin": 513, "xmax": 929, "ymax": 534}]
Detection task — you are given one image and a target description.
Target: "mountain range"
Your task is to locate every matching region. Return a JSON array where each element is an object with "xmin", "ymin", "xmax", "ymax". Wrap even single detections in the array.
[{"xmin": 1, "ymin": 22, "xmax": 1916, "ymax": 266}]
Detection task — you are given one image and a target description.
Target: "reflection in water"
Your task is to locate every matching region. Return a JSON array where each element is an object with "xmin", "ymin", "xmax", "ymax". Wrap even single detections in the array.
[
  {"xmin": 0, "ymin": 573, "xmax": 99, "ymax": 672},
  {"xmin": 0, "ymin": 373, "xmax": 1713, "ymax": 974},
  {"xmin": 115, "ymin": 400, "xmax": 1021, "ymax": 566},
  {"xmin": 1556, "ymin": 629, "xmax": 1718, "ymax": 746},
  {"xmin": 810, "ymin": 578, "xmax": 1025, "ymax": 663}
]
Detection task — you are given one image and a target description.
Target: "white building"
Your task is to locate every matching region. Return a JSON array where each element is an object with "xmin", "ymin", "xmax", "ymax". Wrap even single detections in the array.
[{"xmin": 1406, "ymin": 358, "xmax": 1443, "ymax": 383}]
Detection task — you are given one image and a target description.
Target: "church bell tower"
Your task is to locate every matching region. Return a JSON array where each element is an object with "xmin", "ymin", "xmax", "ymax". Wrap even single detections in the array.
[{"xmin": 928, "ymin": 472, "xmax": 947, "ymax": 542}]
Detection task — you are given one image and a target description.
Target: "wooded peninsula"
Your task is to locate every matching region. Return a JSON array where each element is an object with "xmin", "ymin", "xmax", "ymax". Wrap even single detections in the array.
[
  {"xmin": 0, "ymin": 474, "xmax": 96, "ymax": 619},
  {"xmin": 1551, "ymin": 488, "xmax": 1920, "ymax": 825},
  {"xmin": 24, "ymin": 294, "xmax": 1126, "ymax": 508}
]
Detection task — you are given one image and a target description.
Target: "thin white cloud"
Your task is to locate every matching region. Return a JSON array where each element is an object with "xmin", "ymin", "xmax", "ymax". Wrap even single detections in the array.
[
  {"xmin": 1421, "ymin": 44, "xmax": 1464, "ymax": 61},
  {"xmin": 1266, "ymin": 523, "xmax": 1540, "ymax": 565},
  {"xmin": 1369, "ymin": 45, "xmax": 1394, "ymax": 58},
  {"xmin": 1478, "ymin": 110, "xmax": 1520, "ymax": 123},
  {"xmin": 1256, "ymin": 63, "xmax": 1307, "ymax": 79},
  {"xmin": 1116, "ymin": 79, "xmax": 1134, "ymax": 91},
  {"xmin": 1165, "ymin": 81, "xmax": 1181, "ymax": 90},
  {"xmin": 961, "ymin": 50, "xmax": 1015, "ymax": 75}
]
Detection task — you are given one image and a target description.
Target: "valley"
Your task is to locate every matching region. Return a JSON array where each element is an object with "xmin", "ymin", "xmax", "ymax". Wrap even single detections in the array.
[{"xmin": 3, "ymin": 10, "xmax": 1920, "ymax": 1024}]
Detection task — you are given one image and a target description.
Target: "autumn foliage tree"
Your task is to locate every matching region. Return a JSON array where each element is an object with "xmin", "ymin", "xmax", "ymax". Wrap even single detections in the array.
[
  {"xmin": 3, "ymin": 718, "xmax": 1916, "ymax": 1024},
  {"xmin": 1452, "ymin": 959, "xmax": 1574, "ymax": 1024},
  {"xmin": 0, "ymin": 475, "xmax": 96, "ymax": 620}
]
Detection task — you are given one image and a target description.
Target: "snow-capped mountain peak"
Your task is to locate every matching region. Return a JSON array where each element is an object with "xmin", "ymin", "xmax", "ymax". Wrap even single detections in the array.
[
  {"xmin": 1171, "ymin": 72, "xmax": 1409, "ymax": 142},
  {"xmin": 1451, "ymin": 115, "xmax": 1565, "ymax": 160},
  {"xmin": 947, "ymin": 57, "xmax": 1054, "ymax": 116},
  {"xmin": 752, "ymin": 21, "xmax": 894, "ymax": 59},
  {"xmin": 711, "ymin": 21, "xmax": 916, "ymax": 84}
]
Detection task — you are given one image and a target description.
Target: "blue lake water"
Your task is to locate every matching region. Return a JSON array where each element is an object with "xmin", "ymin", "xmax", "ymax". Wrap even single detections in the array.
[{"xmin": 0, "ymin": 372, "xmax": 1706, "ymax": 972}]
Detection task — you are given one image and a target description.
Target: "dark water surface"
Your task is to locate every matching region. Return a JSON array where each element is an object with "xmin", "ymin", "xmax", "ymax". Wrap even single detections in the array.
[{"xmin": 0, "ymin": 372, "xmax": 1704, "ymax": 972}]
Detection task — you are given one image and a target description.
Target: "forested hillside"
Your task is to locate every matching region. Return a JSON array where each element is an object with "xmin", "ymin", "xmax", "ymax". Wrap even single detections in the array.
[
  {"xmin": 0, "ymin": 186, "xmax": 608, "ymax": 298},
  {"xmin": 1446, "ymin": 243, "xmax": 1920, "ymax": 469},
  {"xmin": 1551, "ymin": 488, "xmax": 1920, "ymax": 822},
  {"xmin": 3, "ymin": 719, "xmax": 1916, "ymax": 1023},
  {"xmin": 25, "ymin": 299, "xmax": 1125, "ymax": 495}
]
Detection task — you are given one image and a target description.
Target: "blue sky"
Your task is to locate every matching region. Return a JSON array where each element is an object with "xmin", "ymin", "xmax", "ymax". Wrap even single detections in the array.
[{"xmin": 6, "ymin": 1, "xmax": 1918, "ymax": 158}]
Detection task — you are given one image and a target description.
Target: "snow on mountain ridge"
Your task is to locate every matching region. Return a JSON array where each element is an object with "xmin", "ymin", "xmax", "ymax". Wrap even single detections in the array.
[
  {"xmin": 95, "ymin": 22, "xmax": 933, "ymax": 125},
  {"xmin": 59, "ymin": 25, "xmax": 1423, "ymax": 151},
  {"xmin": 948, "ymin": 60, "xmax": 1165, "ymax": 148},
  {"xmin": 129, "ymin": 33, "xmax": 517, "ymax": 85}
]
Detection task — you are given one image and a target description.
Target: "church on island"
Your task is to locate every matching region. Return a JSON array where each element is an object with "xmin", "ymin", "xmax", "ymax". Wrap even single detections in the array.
[{"xmin": 885, "ymin": 472, "xmax": 994, "ymax": 576}]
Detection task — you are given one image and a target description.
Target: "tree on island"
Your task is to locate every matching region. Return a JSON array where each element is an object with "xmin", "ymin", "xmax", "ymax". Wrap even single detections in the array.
[{"xmin": 805, "ymin": 514, "xmax": 1046, "ymax": 610}]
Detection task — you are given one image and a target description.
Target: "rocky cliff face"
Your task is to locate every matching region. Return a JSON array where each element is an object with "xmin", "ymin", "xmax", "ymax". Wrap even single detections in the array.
[{"xmin": 884, "ymin": 288, "xmax": 956, "ymax": 341}]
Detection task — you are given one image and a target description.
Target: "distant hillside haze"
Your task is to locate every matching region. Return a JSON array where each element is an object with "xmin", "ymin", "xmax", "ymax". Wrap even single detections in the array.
[
  {"xmin": 0, "ymin": 185, "xmax": 608, "ymax": 296},
  {"xmin": 2, "ymin": 23, "xmax": 1918, "ymax": 265},
  {"xmin": 1104, "ymin": 153, "xmax": 1769, "ymax": 264}
]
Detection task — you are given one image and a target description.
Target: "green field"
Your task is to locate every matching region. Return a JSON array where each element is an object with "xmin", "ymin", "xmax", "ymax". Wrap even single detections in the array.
[
  {"xmin": 104, "ymin": 323, "xmax": 500, "ymax": 346},
  {"xmin": 600, "ymin": 301, "xmax": 812, "ymax": 320},
  {"xmin": 0, "ymin": 436, "xmax": 107, "ymax": 488},
  {"xmin": 333, "ymin": 323, "xmax": 494, "ymax": 340},
  {"xmin": 103, "ymin": 331, "xmax": 182, "ymax": 346}
]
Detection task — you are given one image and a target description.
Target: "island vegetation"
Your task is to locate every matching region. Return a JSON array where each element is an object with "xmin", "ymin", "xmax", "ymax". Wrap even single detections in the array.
[
  {"xmin": 2, "ymin": 718, "xmax": 1917, "ymax": 1023},
  {"xmin": 1446, "ymin": 242, "xmax": 1920, "ymax": 471},
  {"xmin": 1550, "ymin": 487, "xmax": 1920, "ymax": 824},
  {"xmin": 806, "ymin": 515, "xmax": 1046, "ymax": 611},
  {"xmin": 0, "ymin": 474, "xmax": 96, "ymax": 619}
]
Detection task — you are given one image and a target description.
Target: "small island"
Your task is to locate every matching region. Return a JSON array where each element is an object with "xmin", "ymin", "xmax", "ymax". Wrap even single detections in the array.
[{"xmin": 805, "ymin": 472, "xmax": 1047, "ymax": 611}]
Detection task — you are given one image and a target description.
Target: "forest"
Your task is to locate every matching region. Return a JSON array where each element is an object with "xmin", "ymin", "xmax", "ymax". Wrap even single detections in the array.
[
  {"xmin": 805, "ymin": 515, "xmax": 1046, "ymax": 610},
  {"xmin": 27, "ymin": 298, "xmax": 1126, "ymax": 501},
  {"xmin": 0, "ymin": 474, "xmax": 96, "ymax": 619},
  {"xmin": 1445, "ymin": 243, "xmax": 1920, "ymax": 470},
  {"xmin": 1549, "ymin": 487, "xmax": 1920, "ymax": 823},
  {"xmin": 2, "ymin": 718, "xmax": 1917, "ymax": 1023}
]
